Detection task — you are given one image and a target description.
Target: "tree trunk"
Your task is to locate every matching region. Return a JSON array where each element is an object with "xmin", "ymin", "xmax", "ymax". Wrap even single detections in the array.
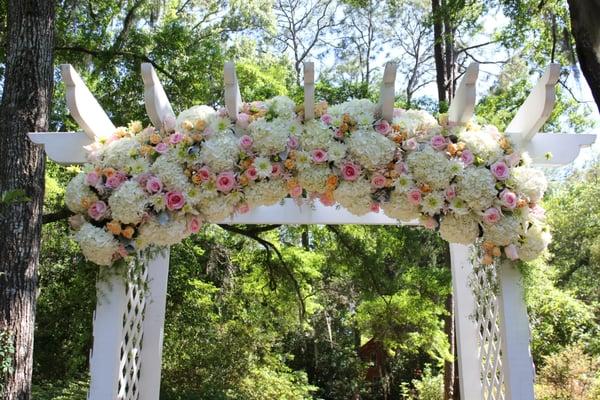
[
  {"xmin": 432, "ymin": 0, "xmax": 447, "ymax": 107},
  {"xmin": 0, "ymin": 1, "xmax": 55, "ymax": 399},
  {"xmin": 443, "ymin": 293, "xmax": 455, "ymax": 400},
  {"xmin": 567, "ymin": 0, "xmax": 600, "ymax": 113}
]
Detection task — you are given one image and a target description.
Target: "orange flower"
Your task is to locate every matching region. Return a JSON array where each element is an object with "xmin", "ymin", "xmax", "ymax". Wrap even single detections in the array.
[
  {"xmin": 492, "ymin": 247, "xmax": 502, "ymax": 257},
  {"xmin": 517, "ymin": 199, "xmax": 528, "ymax": 208},
  {"xmin": 106, "ymin": 220, "xmax": 122, "ymax": 235},
  {"xmin": 140, "ymin": 145, "xmax": 154, "ymax": 156},
  {"xmin": 192, "ymin": 133, "xmax": 203, "ymax": 143},
  {"xmin": 241, "ymin": 158, "xmax": 253, "ymax": 169},
  {"xmin": 150, "ymin": 133, "xmax": 162, "ymax": 145},
  {"xmin": 482, "ymin": 254, "xmax": 494, "ymax": 265},
  {"xmin": 419, "ymin": 183, "xmax": 432, "ymax": 193},
  {"xmin": 80, "ymin": 197, "xmax": 92, "ymax": 209},
  {"xmin": 103, "ymin": 167, "xmax": 115, "ymax": 177},
  {"xmin": 322, "ymin": 191, "xmax": 334, "ymax": 203},
  {"xmin": 122, "ymin": 226, "xmax": 135, "ymax": 239},
  {"xmin": 194, "ymin": 119, "xmax": 206, "ymax": 131},
  {"xmin": 326, "ymin": 175, "xmax": 338, "ymax": 189},
  {"xmin": 482, "ymin": 241, "xmax": 495, "ymax": 252},
  {"xmin": 286, "ymin": 178, "xmax": 299, "ymax": 190},
  {"xmin": 447, "ymin": 143, "xmax": 458, "ymax": 156},
  {"xmin": 239, "ymin": 175, "xmax": 249, "ymax": 186},
  {"xmin": 284, "ymin": 159, "xmax": 295, "ymax": 170},
  {"xmin": 191, "ymin": 174, "xmax": 203, "ymax": 185},
  {"xmin": 457, "ymin": 142, "xmax": 466, "ymax": 151}
]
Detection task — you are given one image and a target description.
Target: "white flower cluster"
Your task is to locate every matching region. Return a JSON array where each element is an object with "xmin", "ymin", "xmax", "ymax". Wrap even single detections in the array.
[
  {"xmin": 176, "ymin": 105, "xmax": 216, "ymax": 131},
  {"xmin": 199, "ymin": 133, "xmax": 239, "ymax": 172},
  {"xmin": 458, "ymin": 127, "xmax": 504, "ymax": 164},
  {"xmin": 136, "ymin": 216, "xmax": 189, "ymax": 248},
  {"xmin": 244, "ymin": 179, "xmax": 288, "ymax": 208},
  {"xmin": 75, "ymin": 223, "xmax": 119, "ymax": 266},
  {"xmin": 407, "ymin": 146, "xmax": 456, "ymax": 190},
  {"xmin": 382, "ymin": 190, "xmax": 420, "ymax": 221},
  {"xmin": 439, "ymin": 214, "xmax": 480, "ymax": 245},
  {"xmin": 392, "ymin": 109, "xmax": 439, "ymax": 140},
  {"xmin": 346, "ymin": 129, "xmax": 397, "ymax": 169},
  {"xmin": 456, "ymin": 168, "xmax": 498, "ymax": 211},
  {"xmin": 152, "ymin": 154, "xmax": 191, "ymax": 191},
  {"xmin": 65, "ymin": 173, "xmax": 98, "ymax": 213},
  {"xmin": 328, "ymin": 99, "xmax": 376, "ymax": 127},
  {"xmin": 298, "ymin": 165, "xmax": 330, "ymax": 193},
  {"xmin": 301, "ymin": 120, "xmax": 335, "ymax": 150},
  {"xmin": 99, "ymin": 137, "xmax": 143, "ymax": 172},
  {"xmin": 249, "ymin": 118, "xmax": 297, "ymax": 156},
  {"xmin": 518, "ymin": 225, "xmax": 551, "ymax": 261},
  {"xmin": 511, "ymin": 167, "xmax": 547, "ymax": 203},
  {"xmin": 108, "ymin": 181, "xmax": 148, "ymax": 225},
  {"xmin": 482, "ymin": 216, "xmax": 522, "ymax": 246},
  {"xmin": 334, "ymin": 179, "xmax": 372, "ymax": 215},
  {"xmin": 266, "ymin": 96, "xmax": 296, "ymax": 118}
]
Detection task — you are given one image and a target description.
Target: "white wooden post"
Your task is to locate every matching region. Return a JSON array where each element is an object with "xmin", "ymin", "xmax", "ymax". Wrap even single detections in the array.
[
  {"xmin": 448, "ymin": 63, "xmax": 479, "ymax": 124},
  {"xmin": 141, "ymin": 63, "xmax": 176, "ymax": 128},
  {"xmin": 304, "ymin": 62, "xmax": 315, "ymax": 120},
  {"xmin": 497, "ymin": 261, "xmax": 535, "ymax": 400},
  {"xmin": 224, "ymin": 62, "xmax": 242, "ymax": 122},
  {"xmin": 377, "ymin": 62, "xmax": 397, "ymax": 121}
]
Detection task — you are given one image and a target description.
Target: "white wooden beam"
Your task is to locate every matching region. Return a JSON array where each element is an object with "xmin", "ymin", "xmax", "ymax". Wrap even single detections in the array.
[
  {"xmin": 450, "ymin": 244, "xmax": 484, "ymax": 400},
  {"xmin": 523, "ymin": 133, "xmax": 596, "ymax": 166},
  {"xmin": 448, "ymin": 63, "xmax": 479, "ymax": 124},
  {"xmin": 27, "ymin": 132, "xmax": 93, "ymax": 164},
  {"xmin": 141, "ymin": 63, "xmax": 176, "ymax": 129},
  {"xmin": 377, "ymin": 62, "xmax": 397, "ymax": 122},
  {"xmin": 61, "ymin": 64, "xmax": 116, "ymax": 140},
  {"xmin": 224, "ymin": 62, "xmax": 242, "ymax": 122},
  {"xmin": 497, "ymin": 260, "xmax": 536, "ymax": 400},
  {"xmin": 506, "ymin": 64, "xmax": 560, "ymax": 146},
  {"xmin": 304, "ymin": 62, "xmax": 315, "ymax": 120}
]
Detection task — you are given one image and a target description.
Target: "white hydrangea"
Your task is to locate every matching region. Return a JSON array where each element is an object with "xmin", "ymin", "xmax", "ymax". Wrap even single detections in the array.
[
  {"xmin": 198, "ymin": 191, "xmax": 240, "ymax": 222},
  {"xmin": 136, "ymin": 215, "xmax": 189, "ymax": 248},
  {"xmin": 420, "ymin": 191, "xmax": 445, "ymax": 215},
  {"xmin": 75, "ymin": 223, "xmax": 119, "ymax": 266},
  {"xmin": 207, "ymin": 114, "xmax": 232, "ymax": 134},
  {"xmin": 249, "ymin": 117, "xmax": 295, "ymax": 156},
  {"xmin": 346, "ymin": 129, "xmax": 396, "ymax": 169},
  {"xmin": 298, "ymin": 165, "xmax": 330, "ymax": 193},
  {"xmin": 329, "ymin": 99, "xmax": 376, "ymax": 127},
  {"xmin": 294, "ymin": 151, "xmax": 312, "ymax": 171},
  {"xmin": 301, "ymin": 120, "xmax": 334, "ymax": 150},
  {"xmin": 244, "ymin": 179, "xmax": 288, "ymax": 208},
  {"xmin": 266, "ymin": 96, "xmax": 296, "ymax": 118},
  {"xmin": 392, "ymin": 109, "xmax": 440, "ymax": 140},
  {"xmin": 151, "ymin": 154, "xmax": 192, "ymax": 191},
  {"xmin": 328, "ymin": 141, "xmax": 347, "ymax": 163},
  {"xmin": 456, "ymin": 167, "xmax": 498, "ymax": 211},
  {"xmin": 458, "ymin": 127, "xmax": 504, "ymax": 164},
  {"xmin": 393, "ymin": 175, "xmax": 414, "ymax": 193},
  {"xmin": 199, "ymin": 132, "xmax": 239, "ymax": 172},
  {"xmin": 334, "ymin": 179, "xmax": 372, "ymax": 216},
  {"xmin": 176, "ymin": 105, "xmax": 216, "ymax": 131},
  {"xmin": 407, "ymin": 146, "xmax": 455, "ymax": 190},
  {"xmin": 439, "ymin": 214, "xmax": 480, "ymax": 245},
  {"xmin": 99, "ymin": 137, "xmax": 141, "ymax": 171},
  {"xmin": 511, "ymin": 167, "xmax": 547, "ymax": 203},
  {"xmin": 518, "ymin": 225, "xmax": 551, "ymax": 261},
  {"xmin": 482, "ymin": 216, "xmax": 522, "ymax": 246},
  {"xmin": 65, "ymin": 173, "xmax": 98, "ymax": 213},
  {"xmin": 382, "ymin": 189, "xmax": 421, "ymax": 222},
  {"xmin": 108, "ymin": 180, "xmax": 148, "ymax": 225}
]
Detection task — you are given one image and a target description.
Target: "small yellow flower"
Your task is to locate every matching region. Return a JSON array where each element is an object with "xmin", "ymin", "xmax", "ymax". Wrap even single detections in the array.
[
  {"xmin": 129, "ymin": 121, "xmax": 143, "ymax": 133},
  {"xmin": 114, "ymin": 127, "xmax": 128, "ymax": 138},
  {"xmin": 150, "ymin": 133, "xmax": 162, "ymax": 145},
  {"xmin": 194, "ymin": 119, "xmax": 206, "ymax": 131},
  {"xmin": 182, "ymin": 120, "xmax": 194, "ymax": 131}
]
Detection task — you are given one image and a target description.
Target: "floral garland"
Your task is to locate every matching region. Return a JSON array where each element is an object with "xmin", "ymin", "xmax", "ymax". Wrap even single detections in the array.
[{"xmin": 65, "ymin": 96, "xmax": 551, "ymax": 266}]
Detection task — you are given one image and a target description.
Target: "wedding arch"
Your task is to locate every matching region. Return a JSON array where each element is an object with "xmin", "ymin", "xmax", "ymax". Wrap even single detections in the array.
[{"xmin": 29, "ymin": 60, "xmax": 596, "ymax": 400}]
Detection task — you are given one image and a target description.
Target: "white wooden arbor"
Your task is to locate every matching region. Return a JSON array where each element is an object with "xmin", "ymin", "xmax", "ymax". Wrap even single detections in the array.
[{"xmin": 29, "ymin": 61, "xmax": 596, "ymax": 400}]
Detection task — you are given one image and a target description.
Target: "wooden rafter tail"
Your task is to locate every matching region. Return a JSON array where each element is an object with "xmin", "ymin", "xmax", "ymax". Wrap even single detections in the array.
[
  {"xmin": 378, "ymin": 62, "xmax": 397, "ymax": 122},
  {"xmin": 448, "ymin": 62, "xmax": 479, "ymax": 125},
  {"xmin": 224, "ymin": 62, "xmax": 242, "ymax": 122},
  {"xmin": 304, "ymin": 62, "xmax": 315, "ymax": 120},
  {"xmin": 141, "ymin": 63, "xmax": 176, "ymax": 129},
  {"xmin": 61, "ymin": 64, "xmax": 116, "ymax": 140},
  {"xmin": 506, "ymin": 63, "xmax": 561, "ymax": 145}
]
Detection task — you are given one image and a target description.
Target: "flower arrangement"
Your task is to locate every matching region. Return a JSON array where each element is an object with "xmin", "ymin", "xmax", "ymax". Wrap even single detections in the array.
[{"xmin": 65, "ymin": 96, "xmax": 550, "ymax": 266}]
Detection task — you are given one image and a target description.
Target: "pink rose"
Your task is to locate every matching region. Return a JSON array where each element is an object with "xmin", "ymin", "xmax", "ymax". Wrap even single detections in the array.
[
  {"xmin": 163, "ymin": 115, "xmax": 176, "ymax": 132},
  {"xmin": 506, "ymin": 152, "xmax": 521, "ymax": 167},
  {"xmin": 371, "ymin": 174, "xmax": 386, "ymax": 189},
  {"xmin": 187, "ymin": 215, "xmax": 202, "ymax": 233},
  {"xmin": 499, "ymin": 189, "xmax": 517, "ymax": 209},
  {"xmin": 340, "ymin": 162, "xmax": 361, "ymax": 181},
  {"xmin": 88, "ymin": 201, "xmax": 108, "ymax": 221},
  {"xmin": 146, "ymin": 177, "xmax": 163, "ymax": 194},
  {"xmin": 245, "ymin": 167, "xmax": 259, "ymax": 181},
  {"xmin": 237, "ymin": 203, "xmax": 251, "ymax": 214},
  {"xmin": 166, "ymin": 191, "xmax": 186, "ymax": 210},
  {"xmin": 106, "ymin": 172, "xmax": 127, "ymax": 189},
  {"xmin": 287, "ymin": 136, "xmax": 299, "ymax": 149},
  {"xmin": 334, "ymin": 129, "xmax": 344, "ymax": 139},
  {"xmin": 461, "ymin": 149, "xmax": 474, "ymax": 166},
  {"xmin": 218, "ymin": 107, "xmax": 228, "ymax": 117},
  {"xmin": 197, "ymin": 166, "xmax": 212, "ymax": 182},
  {"xmin": 155, "ymin": 142, "xmax": 168, "ymax": 154},
  {"xmin": 421, "ymin": 216, "xmax": 438, "ymax": 230},
  {"xmin": 407, "ymin": 188, "xmax": 422, "ymax": 205},
  {"xmin": 530, "ymin": 204, "xmax": 546, "ymax": 220},
  {"xmin": 289, "ymin": 185, "xmax": 303, "ymax": 198},
  {"xmin": 240, "ymin": 135, "xmax": 253, "ymax": 149},
  {"xmin": 237, "ymin": 113, "xmax": 250, "ymax": 129},
  {"xmin": 430, "ymin": 135, "xmax": 447, "ymax": 151},
  {"xmin": 85, "ymin": 171, "xmax": 100, "ymax": 186},
  {"xmin": 490, "ymin": 160, "xmax": 510, "ymax": 180},
  {"xmin": 169, "ymin": 132, "xmax": 184, "ymax": 144},
  {"xmin": 505, "ymin": 244, "xmax": 519, "ymax": 260},
  {"xmin": 320, "ymin": 114, "xmax": 332, "ymax": 125},
  {"xmin": 311, "ymin": 149, "xmax": 328, "ymax": 163},
  {"xmin": 216, "ymin": 171, "xmax": 236, "ymax": 193},
  {"xmin": 445, "ymin": 185, "xmax": 457, "ymax": 200},
  {"xmin": 271, "ymin": 163, "xmax": 282, "ymax": 177},
  {"xmin": 403, "ymin": 138, "xmax": 418, "ymax": 151},
  {"xmin": 483, "ymin": 207, "xmax": 502, "ymax": 224},
  {"xmin": 370, "ymin": 202, "xmax": 380, "ymax": 213},
  {"xmin": 117, "ymin": 245, "xmax": 129, "ymax": 258},
  {"xmin": 394, "ymin": 161, "xmax": 408, "ymax": 175},
  {"xmin": 374, "ymin": 120, "xmax": 391, "ymax": 136}
]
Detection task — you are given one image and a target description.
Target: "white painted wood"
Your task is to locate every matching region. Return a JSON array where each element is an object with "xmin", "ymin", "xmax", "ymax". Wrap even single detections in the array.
[
  {"xmin": 61, "ymin": 64, "xmax": 116, "ymax": 140},
  {"xmin": 87, "ymin": 272, "xmax": 129, "ymax": 400},
  {"xmin": 448, "ymin": 63, "xmax": 479, "ymax": 124},
  {"xmin": 224, "ymin": 62, "xmax": 242, "ymax": 122},
  {"xmin": 506, "ymin": 64, "xmax": 561, "ymax": 146},
  {"xmin": 523, "ymin": 133, "xmax": 596, "ymax": 166},
  {"xmin": 138, "ymin": 249, "xmax": 171, "ymax": 400},
  {"xmin": 27, "ymin": 132, "xmax": 93, "ymax": 164},
  {"xmin": 377, "ymin": 62, "xmax": 397, "ymax": 122},
  {"xmin": 450, "ymin": 244, "xmax": 484, "ymax": 400},
  {"xmin": 304, "ymin": 62, "xmax": 315, "ymax": 120},
  {"xmin": 497, "ymin": 260, "xmax": 535, "ymax": 400},
  {"xmin": 141, "ymin": 63, "xmax": 175, "ymax": 128}
]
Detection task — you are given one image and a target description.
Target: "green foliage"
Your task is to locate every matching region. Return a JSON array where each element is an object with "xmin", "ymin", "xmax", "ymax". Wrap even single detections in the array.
[
  {"xmin": 31, "ymin": 379, "xmax": 89, "ymax": 400},
  {"xmin": 410, "ymin": 366, "xmax": 443, "ymax": 400},
  {"xmin": 0, "ymin": 330, "xmax": 15, "ymax": 395}
]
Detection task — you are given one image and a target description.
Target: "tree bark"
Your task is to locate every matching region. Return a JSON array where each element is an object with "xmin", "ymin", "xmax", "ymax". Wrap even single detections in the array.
[
  {"xmin": 0, "ymin": 1, "xmax": 55, "ymax": 399},
  {"xmin": 567, "ymin": 0, "xmax": 600, "ymax": 113},
  {"xmin": 432, "ymin": 0, "xmax": 447, "ymax": 107}
]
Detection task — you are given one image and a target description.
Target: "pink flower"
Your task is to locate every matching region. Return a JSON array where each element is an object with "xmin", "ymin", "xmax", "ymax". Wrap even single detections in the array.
[
  {"xmin": 505, "ymin": 244, "xmax": 519, "ymax": 260},
  {"xmin": 371, "ymin": 174, "xmax": 387, "ymax": 189},
  {"xmin": 370, "ymin": 202, "xmax": 380, "ymax": 213},
  {"xmin": 216, "ymin": 171, "xmax": 236, "ymax": 193},
  {"xmin": 217, "ymin": 107, "xmax": 228, "ymax": 117},
  {"xmin": 88, "ymin": 201, "xmax": 108, "ymax": 221},
  {"xmin": 311, "ymin": 149, "xmax": 328, "ymax": 163},
  {"xmin": 320, "ymin": 114, "xmax": 332, "ymax": 125},
  {"xmin": 245, "ymin": 167, "xmax": 259, "ymax": 181},
  {"xmin": 319, "ymin": 193, "xmax": 335, "ymax": 207},
  {"xmin": 445, "ymin": 185, "xmax": 457, "ymax": 200},
  {"xmin": 106, "ymin": 172, "xmax": 127, "ymax": 189},
  {"xmin": 187, "ymin": 215, "xmax": 202, "ymax": 233},
  {"xmin": 237, "ymin": 113, "xmax": 250, "ymax": 129},
  {"xmin": 289, "ymin": 185, "xmax": 303, "ymax": 198},
  {"xmin": 506, "ymin": 152, "xmax": 521, "ymax": 167},
  {"xmin": 483, "ymin": 207, "xmax": 502, "ymax": 224},
  {"xmin": 374, "ymin": 120, "xmax": 391, "ymax": 136},
  {"xmin": 85, "ymin": 171, "xmax": 100, "ymax": 186},
  {"xmin": 271, "ymin": 163, "xmax": 282, "ymax": 177},
  {"xmin": 407, "ymin": 188, "xmax": 422, "ymax": 205},
  {"xmin": 146, "ymin": 177, "xmax": 163, "ymax": 194},
  {"xmin": 430, "ymin": 135, "xmax": 447, "ymax": 151},
  {"xmin": 237, "ymin": 203, "xmax": 251, "ymax": 214},
  {"xmin": 334, "ymin": 129, "xmax": 344, "ymax": 139},
  {"xmin": 197, "ymin": 166, "xmax": 212, "ymax": 182},
  {"xmin": 117, "ymin": 245, "xmax": 129, "ymax": 258},
  {"xmin": 461, "ymin": 149, "xmax": 474, "ymax": 166},
  {"xmin": 240, "ymin": 135, "xmax": 253, "ymax": 149},
  {"xmin": 166, "ymin": 191, "xmax": 186, "ymax": 210},
  {"xmin": 490, "ymin": 160, "xmax": 510, "ymax": 180},
  {"xmin": 393, "ymin": 108, "xmax": 404, "ymax": 117},
  {"xmin": 287, "ymin": 136, "xmax": 299, "ymax": 149},
  {"xmin": 422, "ymin": 217, "xmax": 438, "ymax": 230},
  {"xmin": 403, "ymin": 138, "xmax": 418, "ymax": 151},
  {"xmin": 169, "ymin": 131, "xmax": 184, "ymax": 144},
  {"xmin": 530, "ymin": 204, "xmax": 546, "ymax": 220},
  {"xmin": 499, "ymin": 189, "xmax": 517, "ymax": 209},
  {"xmin": 155, "ymin": 142, "xmax": 168, "ymax": 154},
  {"xmin": 394, "ymin": 161, "xmax": 408, "ymax": 175},
  {"xmin": 163, "ymin": 116, "xmax": 176, "ymax": 132},
  {"xmin": 340, "ymin": 162, "xmax": 361, "ymax": 181}
]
